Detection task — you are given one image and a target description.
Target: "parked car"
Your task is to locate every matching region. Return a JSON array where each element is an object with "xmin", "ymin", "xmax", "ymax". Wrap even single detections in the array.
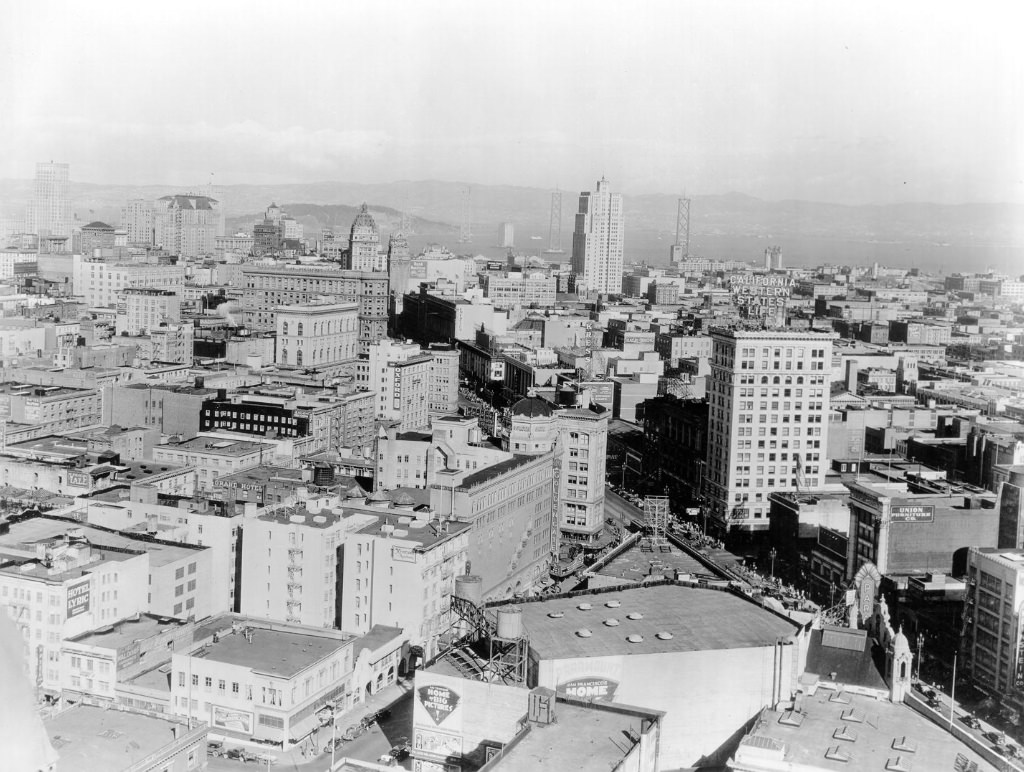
[
  {"xmin": 363, "ymin": 708, "xmax": 391, "ymax": 726},
  {"xmin": 390, "ymin": 744, "xmax": 411, "ymax": 761},
  {"xmin": 226, "ymin": 747, "xmax": 259, "ymax": 763},
  {"xmin": 323, "ymin": 737, "xmax": 345, "ymax": 754},
  {"xmin": 207, "ymin": 740, "xmax": 225, "ymax": 757}
]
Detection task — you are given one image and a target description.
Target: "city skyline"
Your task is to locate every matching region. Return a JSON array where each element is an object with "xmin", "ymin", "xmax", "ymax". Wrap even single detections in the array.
[{"xmin": 2, "ymin": 1, "xmax": 1021, "ymax": 206}]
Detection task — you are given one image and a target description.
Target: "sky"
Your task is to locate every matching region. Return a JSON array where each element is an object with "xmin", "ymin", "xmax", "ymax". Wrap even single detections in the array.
[{"xmin": 2, "ymin": 0, "xmax": 1021, "ymax": 205}]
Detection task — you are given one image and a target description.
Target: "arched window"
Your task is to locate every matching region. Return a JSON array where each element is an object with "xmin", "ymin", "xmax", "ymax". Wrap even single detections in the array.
[
  {"xmin": 296, "ymin": 349, "xmax": 303, "ymax": 366},
  {"xmin": 761, "ymin": 376, "xmax": 769, "ymax": 384},
  {"xmin": 297, "ymin": 322, "xmax": 303, "ymax": 336},
  {"xmin": 282, "ymin": 321, "xmax": 289, "ymax": 335},
  {"xmin": 899, "ymin": 661, "xmax": 907, "ymax": 679},
  {"xmin": 773, "ymin": 376, "xmax": 781, "ymax": 384},
  {"xmin": 797, "ymin": 376, "xmax": 804, "ymax": 384}
]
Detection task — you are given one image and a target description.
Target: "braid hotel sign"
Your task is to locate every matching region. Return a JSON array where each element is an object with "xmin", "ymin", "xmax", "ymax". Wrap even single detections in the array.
[{"xmin": 729, "ymin": 274, "xmax": 795, "ymax": 321}]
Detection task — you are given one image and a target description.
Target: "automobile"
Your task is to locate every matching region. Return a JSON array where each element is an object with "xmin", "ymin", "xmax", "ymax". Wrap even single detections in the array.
[
  {"xmin": 226, "ymin": 748, "xmax": 259, "ymax": 763},
  {"xmin": 364, "ymin": 708, "xmax": 391, "ymax": 725},
  {"xmin": 962, "ymin": 715, "xmax": 982, "ymax": 729},
  {"xmin": 323, "ymin": 737, "xmax": 346, "ymax": 754},
  {"xmin": 207, "ymin": 740, "xmax": 225, "ymax": 757},
  {"xmin": 390, "ymin": 744, "xmax": 411, "ymax": 761}
]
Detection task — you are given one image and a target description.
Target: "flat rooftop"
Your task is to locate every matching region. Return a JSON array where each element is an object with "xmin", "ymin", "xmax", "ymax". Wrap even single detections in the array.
[
  {"xmin": 157, "ymin": 436, "xmax": 274, "ymax": 455},
  {"xmin": 45, "ymin": 704, "xmax": 190, "ymax": 772},
  {"xmin": 495, "ymin": 700, "xmax": 654, "ymax": 772},
  {"xmin": 0, "ymin": 516, "xmax": 205, "ymax": 568},
  {"xmin": 67, "ymin": 614, "xmax": 190, "ymax": 650},
  {"xmin": 353, "ymin": 511, "xmax": 470, "ymax": 549},
  {"xmin": 737, "ymin": 688, "xmax": 999, "ymax": 771},
  {"xmin": 198, "ymin": 626, "xmax": 348, "ymax": 678},
  {"xmin": 504, "ymin": 582, "xmax": 799, "ymax": 660},
  {"xmin": 0, "ymin": 381, "xmax": 94, "ymax": 397},
  {"xmin": 216, "ymin": 465, "xmax": 304, "ymax": 487}
]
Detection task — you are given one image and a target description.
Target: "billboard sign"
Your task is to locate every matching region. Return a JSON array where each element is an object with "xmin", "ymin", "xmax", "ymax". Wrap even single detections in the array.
[
  {"xmin": 557, "ymin": 677, "xmax": 619, "ymax": 701},
  {"xmin": 890, "ymin": 505, "xmax": 935, "ymax": 523},
  {"xmin": 729, "ymin": 274, "xmax": 795, "ymax": 319},
  {"xmin": 67, "ymin": 580, "xmax": 90, "ymax": 618},
  {"xmin": 412, "ymin": 729, "xmax": 463, "ymax": 763},
  {"xmin": 212, "ymin": 706, "xmax": 253, "ymax": 734},
  {"xmin": 418, "ymin": 685, "xmax": 460, "ymax": 726}
]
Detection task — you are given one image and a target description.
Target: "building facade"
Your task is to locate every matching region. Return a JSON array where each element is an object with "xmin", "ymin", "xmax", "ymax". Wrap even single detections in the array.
[
  {"xmin": 706, "ymin": 329, "xmax": 835, "ymax": 535},
  {"xmin": 275, "ymin": 302, "xmax": 359, "ymax": 370}
]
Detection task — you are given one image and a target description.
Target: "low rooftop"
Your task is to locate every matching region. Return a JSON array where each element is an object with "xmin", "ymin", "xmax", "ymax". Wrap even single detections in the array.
[
  {"xmin": 735, "ymin": 687, "xmax": 999, "ymax": 772},
  {"xmin": 495, "ymin": 698, "xmax": 659, "ymax": 772},
  {"xmin": 67, "ymin": 613, "xmax": 190, "ymax": 650},
  {"xmin": 45, "ymin": 703, "xmax": 192, "ymax": 772},
  {"xmin": 157, "ymin": 436, "xmax": 275, "ymax": 456},
  {"xmin": 196, "ymin": 625, "xmax": 349, "ymax": 678}
]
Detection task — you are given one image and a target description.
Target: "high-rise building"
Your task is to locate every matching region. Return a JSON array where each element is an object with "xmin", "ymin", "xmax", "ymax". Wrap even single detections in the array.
[
  {"xmin": 346, "ymin": 203, "xmax": 383, "ymax": 272},
  {"xmin": 153, "ymin": 194, "xmax": 224, "ymax": 257},
  {"xmin": 706, "ymin": 329, "xmax": 835, "ymax": 535},
  {"xmin": 505, "ymin": 396, "xmax": 609, "ymax": 547},
  {"xmin": 27, "ymin": 162, "xmax": 72, "ymax": 239},
  {"xmin": 962, "ymin": 547, "xmax": 1024, "ymax": 705},
  {"xmin": 571, "ymin": 178, "xmax": 624, "ymax": 295},
  {"xmin": 498, "ymin": 222, "xmax": 514, "ymax": 248},
  {"xmin": 359, "ymin": 338, "xmax": 432, "ymax": 431},
  {"xmin": 386, "ymin": 231, "xmax": 412, "ymax": 322},
  {"xmin": 120, "ymin": 199, "xmax": 155, "ymax": 246}
]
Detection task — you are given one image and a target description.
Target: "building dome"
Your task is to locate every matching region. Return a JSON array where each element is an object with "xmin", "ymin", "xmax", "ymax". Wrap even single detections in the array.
[
  {"xmin": 892, "ymin": 626, "xmax": 910, "ymax": 656},
  {"xmin": 511, "ymin": 396, "xmax": 554, "ymax": 418}
]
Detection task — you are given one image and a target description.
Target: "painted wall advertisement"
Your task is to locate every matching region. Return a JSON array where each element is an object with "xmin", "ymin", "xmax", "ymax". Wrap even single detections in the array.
[
  {"xmin": 557, "ymin": 676, "xmax": 620, "ymax": 701},
  {"xmin": 412, "ymin": 729, "xmax": 463, "ymax": 763},
  {"xmin": 66, "ymin": 579, "xmax": 90, "ymax": 618},
  {"xmin": 418, "ymin": 684, "xmax": 460, "ymax": 726},
  {"xmin": 890, "ymin": 505, "xmax": 935, "ymax": 523},
  {"xmin": 212, "ymin": 706, "xmax": 253, "ymax": 734}
]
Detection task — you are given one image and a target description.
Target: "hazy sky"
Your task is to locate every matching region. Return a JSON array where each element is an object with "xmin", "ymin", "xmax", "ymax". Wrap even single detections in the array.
[{"xmin": 2, "ymin": 0, "xmax": 1020, "ymax": 204}]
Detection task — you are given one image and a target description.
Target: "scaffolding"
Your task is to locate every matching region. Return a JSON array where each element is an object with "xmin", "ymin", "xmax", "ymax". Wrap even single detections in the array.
[{"xmin": 643, "ymin": 496, "xmax": 670, "ymax": 544}]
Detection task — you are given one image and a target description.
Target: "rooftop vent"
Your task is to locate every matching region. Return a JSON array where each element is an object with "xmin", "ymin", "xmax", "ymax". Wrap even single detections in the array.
[
  {"xmin": 577, "ymin": 602, "xmax": 592, "ymax": 611},
  {"xmin": 885, "ymin": 756, "xmax": 912, "ymax": 771},
  {"xmin": 626, "ymin": 634, "xmax": 644, "ymax": 644},
  {"xmin": 604, "ymin": 618, "xmax": 620, "ymax": 627},
  {"xmin": 833, "ymin": 725, "xmax": 857, "ymax": 742},
  {"xmin": 547, "ymin": 611, "xmax": 564, "ymax": 619},
  {"xmin": 605, "ymin": 600, "xmax": 621, "ymax": 608},
  {"xmin": 825, "ymin": 746, "xmax": 851, "ymax": 763},
  {"xmin": 892, "ymin": 738, "xmax": 916, "ymax": 753},
  {"xmin": 655, "ymin": 631, "xmax": 674, "ymax": 640},
  {"xmin": 576, "ymin": 628, "xmax": 592, "ymax": 638},
  {"xmin": 626, "ymin": 612, "xmax": 643, "ymax": 620}
]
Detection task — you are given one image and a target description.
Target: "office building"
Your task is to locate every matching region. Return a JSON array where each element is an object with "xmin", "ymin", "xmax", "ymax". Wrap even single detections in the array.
[
  {"xmin": 962, "ymin": 547, "xmax": 1024, "ymax": 712},
  {"xmin": 114, "ymin": 288, "xmax": 181, "ymax": 335},
  {"xmin": 359, "ymin": 338, "xmax": 432, "ymax": 431},
  {"xmin": 505, "ymin": 396, "xmax": 609, "ymax": 546},
  {"xmin": 72, "ymin": 256, "xmax": 185, "ymax": 308},
  {"xmin": 170, "ymin": 616, "xmax": 355, "ymax": 748},
  {"xmin": 27, "ymin": 162, "xmax": 72, "ymax": 239},
  {"xmin": 275, "ymin": 301, "xmax": 359, "ymax": 371},
  {"xmin": 386, "ymin": 231, "xmax": 412, "ymax": 321},
  {"xmin": 153, "ymin": 193, "xmax": 224, "ymax": 257},
  {"xmin": 346, "ymin": 203, "xmax": 383, "ymax": 272},
  {"xmin": 241, "ymin": 264, "xmax": 389, "ymax": 354},
  {"xmin": 571, "ymin": 178, "xmax": 624, "ymax": 295},
  {"xmin": 706, "ymin": 329, "xmax": 835, "ymax": 535},
  {"xmin": 498, "ymin": 221, "xmax": 514, "ymax": 247},
  {"xmin": 119, "ymin": 199, "xmax": 155, "ymax": 246},
  {"xmin": 427, "ymin": 343, "xmax": 460, "ymax": 419}
]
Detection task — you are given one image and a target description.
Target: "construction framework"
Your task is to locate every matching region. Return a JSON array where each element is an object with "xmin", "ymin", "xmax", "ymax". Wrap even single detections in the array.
[
  {"xmin": 643, "ymin": 495, "xmax": 671, "ymax": 544},
  {"xmin": 675, "ymin": 197, "xmax": 690, "ymax": 260}
]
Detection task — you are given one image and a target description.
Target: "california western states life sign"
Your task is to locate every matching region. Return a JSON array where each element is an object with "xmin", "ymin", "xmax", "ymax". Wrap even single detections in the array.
[
  {"xmin": 729, "ymin": 274, "xmax": 795, "ymax": 316},
  {"xmin": 890, "ymin": 505, "xmax": 935, "ymax": 523}
]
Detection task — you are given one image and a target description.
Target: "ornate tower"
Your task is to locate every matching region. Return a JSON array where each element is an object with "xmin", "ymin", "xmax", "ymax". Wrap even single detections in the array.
[{"xmin": 887, "ymin": 627, "xmax": 913, "ymax": 703}]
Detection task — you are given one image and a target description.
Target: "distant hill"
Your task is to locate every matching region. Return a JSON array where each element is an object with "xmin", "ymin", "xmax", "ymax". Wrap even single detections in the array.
[{"xmin": 225, "ymin": 203, "xmax": 455, "ymax": 242}]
